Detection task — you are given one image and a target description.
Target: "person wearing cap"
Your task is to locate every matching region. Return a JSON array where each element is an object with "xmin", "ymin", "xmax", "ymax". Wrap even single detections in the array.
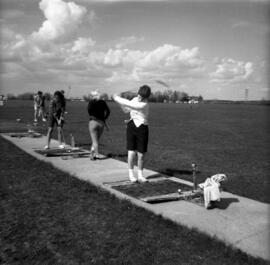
[
  {"xmin": 88, "ymin": 91, "xmax": 110, "ymax": 160},
  {"xmin": 45, "ymin": 91, "xmax": 66, "ymax": 149},
  {"xmin": 33, "ymin": 91, "xmax": 46, "ymax": 122},
  {"xmin": 113, "ymin": 85, "xmax": 151, "ymax": 183}
]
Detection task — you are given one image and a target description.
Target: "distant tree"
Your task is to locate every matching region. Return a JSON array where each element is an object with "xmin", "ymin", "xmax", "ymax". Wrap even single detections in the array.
[
  {"xmin": 7, "ymin": 93, "xmax": 16, "ymax": 99},
  {"xmin": 171, "ymin": 91, "xmax": 179, "ymax": 102},
  {"xmin": 180, "ymin": 92, "xmax": 189, "ymax": 102},
  {"xmin": 198, "ymin": 95, "xmax": 203, "ymax": 102},
  {"xmin": 148, "ymin": 93, "xmax": 156, "ymax": 102},
  {"xmin": 17, "ymin": 93, "xmax": 34, "ymax": 100},
  {"xmin": 83, "ymin": 95, "xmax": 90, "ymax": 101},
  {"xmin": 163, "ymin": 90, "xmax": 172, "ymax": 102},
  {"xmin": 153, "ymin": 91, "xmax": 164, "ymax": 102},
  {"xmin": 100, "ymin": 93, "xmax": 109, "ymax": 101},
  {"xmin": 120, "ymin": 91, "xmax": 136, "ymax": 100}
]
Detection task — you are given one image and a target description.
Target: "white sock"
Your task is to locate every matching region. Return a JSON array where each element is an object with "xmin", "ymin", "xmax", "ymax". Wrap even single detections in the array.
[
  {"xmin": 138, "ymin": 170, "xmax": 143, "ymax": 179},
  {"xmin": 129, "ymin": 169, "xmax": 135, "ymax": 178}
]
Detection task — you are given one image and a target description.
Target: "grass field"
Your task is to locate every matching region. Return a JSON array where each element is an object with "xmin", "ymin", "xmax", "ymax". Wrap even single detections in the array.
[
  {"xmin": 1, "ymin": 137, "xmax": 268, "ymax": 265},
  {"xmin": 0, "ymin": 99, "xmax": 269, "ymax": 203}
]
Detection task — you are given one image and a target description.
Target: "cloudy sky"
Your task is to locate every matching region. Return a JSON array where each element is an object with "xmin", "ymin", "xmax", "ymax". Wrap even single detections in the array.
[{"xmin": 0, "ymin": 0, "xmax": 269, "ymax": 100}]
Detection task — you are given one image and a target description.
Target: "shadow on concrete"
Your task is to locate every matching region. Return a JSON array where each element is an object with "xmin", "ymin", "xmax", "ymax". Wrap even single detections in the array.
[
  {"xmin": 218, "ymin": 197, "xmax": 240, "ymax": 210},
  {"xmin": 96, "ymin": 156, "xmax": 110, "ymax": 160},
  {"xmin": 146, "ymin": 173, "xmax": 169, "ymax": 179},
  {"xmin": 161, "ymin": 168, "xmax": 202, "ymax": 176},
  {"xmin": 106, "ymin": 153, "xmax": 127, "ymax": 159}
]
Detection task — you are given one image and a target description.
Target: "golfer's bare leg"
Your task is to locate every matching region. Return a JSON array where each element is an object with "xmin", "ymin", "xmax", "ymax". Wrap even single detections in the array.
[
  {"xmin": 128, "ymin": 150, "xmax": 137, "ymax": 182},
  {"xmin": 95, "ymin": 125, "xmax": 104, "ymax": 155},
  {"xmin": 46, "ymin": 127, "xmax": 53, "ymax": 147},
  {"xmin": 137, "ymin": 152, "xmax": 147, "ymax": 182},
  {"xmin": 40, "ymin": 107, "xmax": 45, "ymax": 120},
  {"xmin": 89, "ymin": 121, "xmax": 98, "ymax": 153},
  {"xmin": 34, "ymin": 108, "xmax": 38, "ymax": 121},
  {"xmin": 128, "ymin": 150, "xmax": 136, "ymax": 169},
  {"xmin": 57, "ymin": 126, "xmax": 62, "ymax": 145},
  {"xmin": 137, "ymin": 152, "xmax": 145, "ymax": 170}
]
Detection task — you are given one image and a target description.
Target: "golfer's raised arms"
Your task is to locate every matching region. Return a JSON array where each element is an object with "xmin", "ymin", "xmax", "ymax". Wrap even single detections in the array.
[{"xmin": 113, "ymin": 95, "xmax": 147, "ymax": 110}]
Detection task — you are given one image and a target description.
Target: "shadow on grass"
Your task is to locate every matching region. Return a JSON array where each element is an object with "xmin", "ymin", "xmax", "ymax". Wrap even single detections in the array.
[
  {"xmin": 161, "ymin": 168, "xmax": 202, "ymax": 176},
  {"xmin": 76, "ymin": 142, "xmax": 92, "ymax": 147}
]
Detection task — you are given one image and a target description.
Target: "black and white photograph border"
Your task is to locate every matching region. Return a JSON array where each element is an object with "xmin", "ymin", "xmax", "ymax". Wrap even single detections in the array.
[{"xmin": 0, "ymin": 0, "xmax": 269, "ymax": 264}]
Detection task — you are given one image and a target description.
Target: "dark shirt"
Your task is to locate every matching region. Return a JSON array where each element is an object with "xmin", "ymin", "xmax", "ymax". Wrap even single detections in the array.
[
  {"xmin": 41, "ymin": 96, "xmax": 45, "ymax": 107},
  {"xmin": 49, "ymin": 99, "xmax": 64, "ymax": 119},
  {"xmin": 88, "ymin": 99, "xmax": 110, "ymax": 122}
]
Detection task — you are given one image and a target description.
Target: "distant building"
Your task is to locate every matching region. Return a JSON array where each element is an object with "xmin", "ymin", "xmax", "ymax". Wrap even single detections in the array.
[
  {"xmin": 188, "ymin": 99, "xmax": 199, "ymax": 104},
  {"xmin": 0, "ymin": 95, "xmax": 5, "ymax": 106},
  {"xmin": 70, "ymin": 97, "xmax": 84, "ymax": 101}
]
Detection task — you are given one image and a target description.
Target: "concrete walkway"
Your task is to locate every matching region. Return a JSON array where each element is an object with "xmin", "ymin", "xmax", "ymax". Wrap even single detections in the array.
[{"xmin": 1, "ymin": 133, "xmax": 269, "ymax": 261}]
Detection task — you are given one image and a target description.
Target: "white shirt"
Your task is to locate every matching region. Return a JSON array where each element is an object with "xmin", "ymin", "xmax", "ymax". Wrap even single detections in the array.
[
  {"xmin": 34, "ymin": 95, "xmax": 42, "ymax": 108},
  {"xmin": 114, "ymin": 95, "xmax": 149, "ymax": 127}
]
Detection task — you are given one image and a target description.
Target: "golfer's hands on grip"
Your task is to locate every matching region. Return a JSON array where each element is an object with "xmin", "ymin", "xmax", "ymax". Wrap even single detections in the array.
[{"xmin": 57, "ymin": 116, "xmax": 64, "ymax": 125}]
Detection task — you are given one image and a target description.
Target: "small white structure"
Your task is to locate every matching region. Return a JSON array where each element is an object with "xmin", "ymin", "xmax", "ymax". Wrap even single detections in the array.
[{"xmin": 188, "ymin": 99, "xmax": 199, "ymax": 104}]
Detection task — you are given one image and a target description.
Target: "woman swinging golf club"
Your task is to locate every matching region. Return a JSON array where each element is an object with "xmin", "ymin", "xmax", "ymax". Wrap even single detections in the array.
[
  {"xmin": 113, "ymin": 85, "xmax": 151, "ymax": 183},
  {"xmin": 45, "ymin": 91, "xmax": 66, "ymax": 149}
]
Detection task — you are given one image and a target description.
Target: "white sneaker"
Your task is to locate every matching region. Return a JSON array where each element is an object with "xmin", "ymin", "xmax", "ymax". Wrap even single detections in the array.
[
  {"xmin": 42, "ymin": 118, "xmax": 47, "ymax": 122},
  {"xmin": 34, "ymin": 119, "xmax": 37, "ymax": 123},
  {"xmin": 138, "ymin": 175, "xmax": 148, "ymax": 183},
  {"xmin": 44, "ymin": 145, "xmax": 49, "ymax": 150},
  {"xmin": 129, "ymin": 175, "xmax": 137, "ymax": 183},
  {"xmin": 59, "ymin": 144, "xmax": 65, "ymax": 149}
]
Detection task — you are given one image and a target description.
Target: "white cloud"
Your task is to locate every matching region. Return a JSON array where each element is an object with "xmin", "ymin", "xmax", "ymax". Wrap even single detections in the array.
[
  {"xmin": 86, "ymin": 44, "xmax": 205, "ymax": 83},
  {"xmin": 115, "ymin": 36, "xmax": 144, "ymax": 49},
  {"xmin": 78, "ymin": 44, "xmax": 204, "ymax": 83},
  {"xmin": 232, "ymin": 20, "xmax": 250, "ymax": 29},
  {"xmin": 32, "ymin": 0, "xmax": 87, "ymax": 42},
  {"xmin": 210, "ymin": 58, "xmax": 254, "ymax": 83},
  {"xmin": 71, "ymin": 37, "xmax": 96, "ymax": 54},
  {"xmin": 137, "ymin": 45, "xmax": 203, "ymax": 70}
]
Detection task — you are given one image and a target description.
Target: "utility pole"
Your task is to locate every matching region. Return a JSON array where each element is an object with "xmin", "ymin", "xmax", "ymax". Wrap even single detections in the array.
[
  {"xmin": 245, "ymin": 88, "xmax": 249, "ymax": 101},
  {"xmin": 68, "ymin": 85, "xmax": 72, "ymax": 100}
]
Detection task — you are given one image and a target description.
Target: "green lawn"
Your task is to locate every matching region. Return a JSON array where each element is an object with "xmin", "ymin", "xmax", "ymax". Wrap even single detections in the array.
[
  {"xmin": 0, "ymin": 137, "xmax": 268, "ymax": 265},
  {"xmin": 0, "ymin": 100, "xmax": 269, "ymax": 203}
]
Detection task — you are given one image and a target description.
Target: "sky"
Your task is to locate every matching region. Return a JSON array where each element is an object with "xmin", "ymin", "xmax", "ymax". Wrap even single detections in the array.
[{"xmin": 0, "ymin": 0, "xmax": 269, "ymax": 100}]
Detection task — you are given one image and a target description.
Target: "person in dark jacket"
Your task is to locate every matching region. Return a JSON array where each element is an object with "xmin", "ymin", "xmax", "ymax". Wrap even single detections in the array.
[
  {"xmin": 45, "ymin": 91, "xmax": 66, "ymax": 149},
  {"xmin": 88, "ymin": 91, "xmax": 110, "ymax": 160}
]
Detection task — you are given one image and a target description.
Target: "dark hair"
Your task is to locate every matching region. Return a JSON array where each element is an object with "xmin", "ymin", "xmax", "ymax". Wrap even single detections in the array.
[
  {"xmin": 54, "ymin": 91, "xmax": 62, "ymax": 97},
  {"xmin": 138, "ymin": 85, "xmax": 151, "ymax": 99},
  {"xmin": 54, "ymin": 90, "xmax": 64, "ymax": 104},
  {"xmin": 37, "ymin": 91, "xmax": 42, "ymax": 95}
]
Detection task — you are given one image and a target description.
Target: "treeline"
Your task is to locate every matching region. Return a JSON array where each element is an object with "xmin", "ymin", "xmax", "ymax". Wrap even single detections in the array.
[
  {"xmin": 82, "ymin": 93, "xmax": 110, "ymax": 101},
  {"xmin": 120, "ymin": 90, "xmax": 203, "ymax": 103},
  {"xmin": 7, "ymin": 92, "xmax": 52, "ymax": 100},
  {"xmin": 7, "ymin": 90, "xmax": 204, "ymax": 103}
]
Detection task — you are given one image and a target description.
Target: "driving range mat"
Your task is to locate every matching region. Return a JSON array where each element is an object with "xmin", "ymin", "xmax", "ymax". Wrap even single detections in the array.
[
  {"xmin": 112, "ymin": 178, "xmax": 204, "ymax": 205},
  {"xmin": 8, "ymin": 131, "xmax": 42, "ymax": 138},
  {"xmin": 35, "ymin": 148, "xmax": 90, "ymax": 157}
]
